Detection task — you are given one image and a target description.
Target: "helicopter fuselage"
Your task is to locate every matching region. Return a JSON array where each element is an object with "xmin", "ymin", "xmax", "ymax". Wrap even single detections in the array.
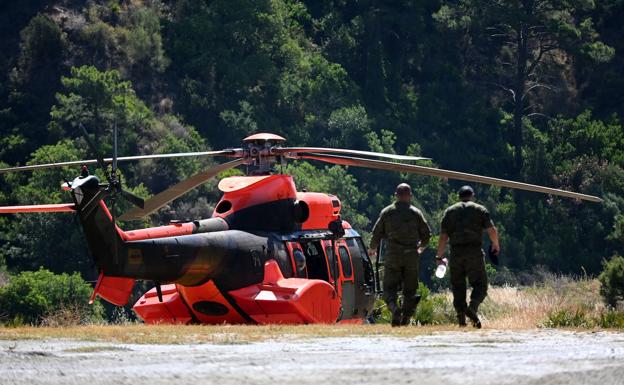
[{"xmin": 85, "ymin": 174, "xmax": 376, "ymax": 324}]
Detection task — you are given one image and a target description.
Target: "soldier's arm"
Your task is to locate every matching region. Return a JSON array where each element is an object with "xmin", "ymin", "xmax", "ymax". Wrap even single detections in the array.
[
  {"xmin": 369, "ymin": 212, "xmax": 386, "ymax": 251},
  {"xmin": 481, "ymin": 207, "xmax": 495, "ymax": 229},
  {"xmin": 437, "ymin": 210, "xmax": 450, "ymax": 260},
  {"xmin": 417, "ymin": 212, "xmax": 431, "ymax": 248},
  {"xmin": 436, "ymin": 233, "xmax": 449, "ymax": 261},
  {"xmin": 482, "ymin": 207, "xmax": 500, "ymax": 255},
  {"xmin": 487, "ymin": 226, "xmax": 500, "ymax": 255}
]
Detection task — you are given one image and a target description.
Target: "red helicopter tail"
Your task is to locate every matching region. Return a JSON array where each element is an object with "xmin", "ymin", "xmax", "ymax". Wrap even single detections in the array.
[{"xmin": 0, "ymin": 181, "xmax": 136, "ymax": 306}]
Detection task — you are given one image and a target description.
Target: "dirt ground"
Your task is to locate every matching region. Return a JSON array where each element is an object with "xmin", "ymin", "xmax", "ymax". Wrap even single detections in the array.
[{"xmin": 1, "ymin": 329, "xmax": 624, "ymax": 385}]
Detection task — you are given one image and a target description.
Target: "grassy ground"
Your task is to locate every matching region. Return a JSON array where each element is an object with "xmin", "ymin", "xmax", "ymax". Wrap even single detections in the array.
[
  {"xmin": 382, "ymin": 276, "xmax": 621, "ymax": 329},
  {"xmin": 0, "ymin": 276, "xmax": 621, "ymax": 344},
  {"xmin": 0, "ymin": 324, "xmax": 465, "ymax": 344}
]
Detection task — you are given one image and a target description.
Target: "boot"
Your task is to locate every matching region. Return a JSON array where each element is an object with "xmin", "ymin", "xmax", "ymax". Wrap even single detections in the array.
[
  {"xmin": 388, "ymin": 303, "xmax": 402, "ymax": 327},
  {"xmin": 400, "ymin": 295, "xmax": 420, "ymax": 326},
  {"xmin": 466, "ymin": 307, "xmax": 482, "ymax": 329},
  {"xmin": 457, "ymin": 313, "xmax": 467, "ymax": 327},
  {"xmin": 400, "ymin": 312, "xmax": 412, "ymax": 326}
]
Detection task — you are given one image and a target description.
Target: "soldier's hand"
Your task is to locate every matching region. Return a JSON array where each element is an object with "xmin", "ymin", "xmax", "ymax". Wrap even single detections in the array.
[
  {"xmin": 368, "ymin": 249, "xmax": 377, "ymax": 257},
  {"xmin": 491, "ymin": 243, "xmax": 500, "ymax": 256},
  {"xmin": 417, "ymin": 246, "xmax": 426, "ymax": 255}
]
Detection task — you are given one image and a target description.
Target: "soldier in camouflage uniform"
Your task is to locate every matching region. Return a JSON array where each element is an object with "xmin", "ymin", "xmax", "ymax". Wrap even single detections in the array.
[
  {"xmin": 369, "ymin": 183, "xmax": 431, "ymax": 326},
  {"xmin": 436, "ymin": 185, "xmax": 500, "ymax": 328}
]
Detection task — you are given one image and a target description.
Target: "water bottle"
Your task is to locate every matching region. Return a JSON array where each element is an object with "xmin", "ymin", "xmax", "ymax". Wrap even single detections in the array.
[{"xmin": 435, "ymin": 258, "xmax": 448, "ymax": 279}]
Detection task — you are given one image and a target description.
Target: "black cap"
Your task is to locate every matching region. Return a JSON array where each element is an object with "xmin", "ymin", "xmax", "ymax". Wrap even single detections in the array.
[
  {"xmin": 395, "ymin": 183, "xmax": 412, "ymax": 196},
  {"xmin": 458, "ymin": 185, "xmax": 474, "ymax": 199}
]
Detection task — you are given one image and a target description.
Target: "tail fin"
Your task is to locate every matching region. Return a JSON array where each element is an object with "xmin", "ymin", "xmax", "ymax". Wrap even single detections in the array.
[
  {"xmin": 73, "ymin": 179, "xmax": 136, "ymax": 306},
  {"xmin": 89, "ymin": 271, "xmax": 134, "ymax": 306},
  {"xmin": 75, "ymin": 191, "xmax": 127, "ymax": 275}
]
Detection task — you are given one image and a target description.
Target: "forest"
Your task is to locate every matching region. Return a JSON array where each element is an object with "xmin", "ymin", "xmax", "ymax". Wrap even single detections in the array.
[{"xmin": 0, "ymin": 0, "xmax": 623, "ymax": 298}]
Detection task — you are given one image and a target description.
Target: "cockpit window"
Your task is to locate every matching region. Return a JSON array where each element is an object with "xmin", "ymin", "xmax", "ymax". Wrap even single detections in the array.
[
  {"xmin": 293, "ymin": 249, "xmax": 306, "ymax": 277},
  {"xmin": 338, "ymin": 246, "xmax": 353, "ymax": 278}
]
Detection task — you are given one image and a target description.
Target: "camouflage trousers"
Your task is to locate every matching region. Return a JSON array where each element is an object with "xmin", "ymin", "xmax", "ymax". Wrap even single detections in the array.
[
  {"xmin": 382, "ymin": 253, "xmax": 420, "ymax": 318},
  {"xmin": 449, "ymin": 246, "xmax": 488, "ymax": 316}
]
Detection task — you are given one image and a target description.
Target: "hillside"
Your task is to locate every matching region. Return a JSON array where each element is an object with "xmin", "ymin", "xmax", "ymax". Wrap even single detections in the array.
[{"xmin": 0, "ymin": 0, "xmax": 623, "ymax": 283}]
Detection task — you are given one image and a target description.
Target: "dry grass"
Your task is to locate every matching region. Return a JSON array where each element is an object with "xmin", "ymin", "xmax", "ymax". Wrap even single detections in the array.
[
  {"xmin": 0, "ymin": 323, "xmax": 469, "ymax": 344},
  {"xmin": 0, "ymin": 276, "xmax": 613, "ymax": 342},
  {"xmin": 427, "ymin": 276, "xmax": 605, "ymax": 329},
  {"xmin": 40, "ymin": 305, "xmax": 99, "ymax": 327},
  {"xmin": 485, "ymin": 277, "xmax": 603, "ymax": 328}
]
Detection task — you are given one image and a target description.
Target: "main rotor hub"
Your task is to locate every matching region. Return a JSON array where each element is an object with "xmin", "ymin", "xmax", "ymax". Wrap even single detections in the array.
[
  {"xmin": 242, "ymin": 133, "xmax": 286, "ymax": 143},
  {"xmin": 242, "ymin": 133, "xmax": 286, "ymax": 175}
]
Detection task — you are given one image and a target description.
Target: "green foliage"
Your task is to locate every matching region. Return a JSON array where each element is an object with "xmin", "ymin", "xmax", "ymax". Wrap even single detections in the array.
[
  {"xmin": 13, "ymin": 13, "xmax": 66, "ymax": 85},
  {"xmin": 325, "ymin": 105, "xmax": 370, "ymax": 149},
  {"xmin": 166, "ymin": 0, "xmax": 357, "ymax": 146},
  {"xmin": 373, "ymin": 283, "xmax": 455, "ymax": 325},
  {"xmin": 595, "ymin": 309, "xmax": 624, "ymax": 329},
  {"xmin": 414, "ymin": 282, "xmax": 455, "ymax": 325},
  {"xmin": 50, "ymin": 65, "xmax": 150, "ymax": 141},
  {"xmin": 543, "ymin": 308, "xmax": 593, "ymax": 328},
  {"xmin": 599, "ymin": 255, "xmax": 624, "ymax": 308},
  {"xmin": 0, "ymin": 0, "xmax": 624, "ymax": 304},
  {"xmin": 118, "ymin": 4, "xmax": 169, "ymax": 74},
  {"xmin": 541, "ymin": 306, "xmax": 624, "ymax": 329},
  {"xmin": 0, "ymin": 268, "xmax": 104, "ymax": 326},
  {"xmin": 48, "ymin": 65, "xmax": 209, "ymax": 218}
]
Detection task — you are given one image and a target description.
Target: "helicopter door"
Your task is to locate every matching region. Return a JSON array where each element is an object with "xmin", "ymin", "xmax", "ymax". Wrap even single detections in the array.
[
  {"xmin": 346, "ymin": 238, "xmax": 376, "ymax": 318},
  {"xmin": 285, "ymin": 242, "xmax": 307, "ymax": 278},
  {"xmin": 336, "ymin": 242, "xmax": 356, "ymax": 320},
  {"xmin": 324, "ymin": 243, "xmax": 338, "ymax": 283},
  {"xmin": 301, "ymin": 241, "xmax": 329, "ymax": 282}
]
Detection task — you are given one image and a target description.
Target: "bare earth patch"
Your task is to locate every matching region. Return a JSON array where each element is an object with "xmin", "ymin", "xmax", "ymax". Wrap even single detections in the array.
[{"xmin": 1, "ymin": 327, "xmax": 624, "ymax": 385}]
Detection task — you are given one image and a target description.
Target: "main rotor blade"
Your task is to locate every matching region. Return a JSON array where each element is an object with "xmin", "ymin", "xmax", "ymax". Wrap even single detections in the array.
[
  {"xmin": 121, "ymin": 189, "xmax": 145, "ymax": 209},
  {"xmin": 277, "ymin": 147, "xmax": 429, "ymax": 161},
  {"xmin": 119, "ymin": 158, "xmax": 246, "ymax": 221},
  {"xmin": 0, "ymin": 203, "xmax": 76, "ymax": 214},
  {"xmin": 0, "ymin": 150, "xmax": 240, "ymax": 174},
  {"xmin": 300, "ymin": 153, "xmax": 603, "ymax": 203}
]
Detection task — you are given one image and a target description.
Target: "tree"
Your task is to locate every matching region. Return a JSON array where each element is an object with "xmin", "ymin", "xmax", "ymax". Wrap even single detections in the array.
[
  {"xmin": 1, "ymin": 13, "xmax": 67, "ymax": 165},
  {"xmin": 436, "ymin": 0, "xmax": 613, "ymax": 180},
  {"xmin": 599, "ymin": 255, "xmax": 624, "ymax": 308},
  {"xmin": 165, "ymin": 0, "xmax": 356, "ymax": 147}
]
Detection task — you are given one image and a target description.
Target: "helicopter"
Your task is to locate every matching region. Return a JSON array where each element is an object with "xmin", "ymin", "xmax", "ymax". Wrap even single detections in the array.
[{"xmin": 0, "ymin": 126, "xmax": 602, "ymax": 324}]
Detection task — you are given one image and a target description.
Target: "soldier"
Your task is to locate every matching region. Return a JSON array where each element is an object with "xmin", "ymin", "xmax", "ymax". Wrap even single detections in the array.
[
  {"xmin": 436, "ymin": 185, "xmax": 500, "ymax": 328},
  {"xmin": 369, "ymin": 183, "xmax": 431, "ymax": 326}
]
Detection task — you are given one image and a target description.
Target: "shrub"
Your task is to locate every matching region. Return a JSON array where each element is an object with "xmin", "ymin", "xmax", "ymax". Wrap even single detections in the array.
[
  {"xmin": 0, "ymin": 268, "xmax": 104, "ymax": 326},
  {"xmin": 371, "ymin": 283, "xmax": 455, "ymax": 325},
  {"xmin": 414, "ymin": 283, "xmax": 454, "ymax": 325},
  {"xmin": 595, "ymin": 309, "xmax": 624, "ymax": 329},
  {"xmin": 599, "ymin": 255, "xmax": 624, "ymax": 308},
  {"xmin": 542, "ymin": 308, "xmax": 593, "ymax": 328},
  {"xmin": 414, "ymin": 283, "xmax": 435, "ymax": 324},
  {"xmin": 489, "ymin": 266, "xmax": 519, "ymax": 287}
]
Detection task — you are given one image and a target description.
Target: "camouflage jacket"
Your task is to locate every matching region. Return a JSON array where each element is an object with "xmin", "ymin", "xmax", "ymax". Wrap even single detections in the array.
[
  {"xmin": 441, "ymin": 201, "xmax": 494, "ymax": 247},
  {"xmin": 370, "ymin": 201, "xmax": 431, "ymax": 254}
]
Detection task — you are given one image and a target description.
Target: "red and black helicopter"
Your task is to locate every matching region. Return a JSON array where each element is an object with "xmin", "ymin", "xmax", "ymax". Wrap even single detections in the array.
[{"xmin": 0, "ymin": 126, "xmax": 602, "ymax": 324}]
